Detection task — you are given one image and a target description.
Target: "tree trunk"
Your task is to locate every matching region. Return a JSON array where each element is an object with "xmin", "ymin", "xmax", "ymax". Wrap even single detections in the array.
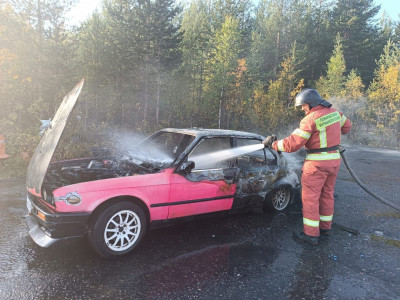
[
  {"xmin": 37, "ymin": 0, "xmax": 43, "ymax": 99},
  {"xmin": 219, "ymin": 86, "xmax": 224, "ymax": 129},
  {"xmin": 144, "ymin": 58, "xmax": 149, "ymax": 123},
  {"xmin": 156, "ymin": 56, "xmax": 161, "ymax": 126}
]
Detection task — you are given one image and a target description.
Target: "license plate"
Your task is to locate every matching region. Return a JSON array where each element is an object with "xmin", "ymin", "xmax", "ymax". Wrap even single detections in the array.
[{"xmin": 26, "ymin": 198, "xmax": 33, "ymax": 213}]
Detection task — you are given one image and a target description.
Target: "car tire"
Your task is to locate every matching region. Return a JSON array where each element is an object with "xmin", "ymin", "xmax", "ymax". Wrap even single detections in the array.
[
  {"xmin": 88, "ymin": 201, "xmax": 147, "ymax": 258},
  {"xmin": 264, "ymin": 186, "xmax": 292, "ymax": 212}
]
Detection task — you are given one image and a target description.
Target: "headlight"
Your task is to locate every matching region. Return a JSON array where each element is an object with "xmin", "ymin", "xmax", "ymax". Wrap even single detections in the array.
[{"xmin": 41, "ymin": 187, "xmax": 55, "ymax": 206}]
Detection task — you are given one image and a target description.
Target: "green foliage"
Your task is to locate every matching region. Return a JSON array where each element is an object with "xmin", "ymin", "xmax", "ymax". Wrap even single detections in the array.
[
  {"xmin": 253, "ymin": 47, "xmax": 304, "ymax": 133},
  {"xmin": 316, "ymin": 34, "xmax": 346, "ymax": 99},
  {"xmin": 250, "ymin": 0, "xmax": 309, "ymax": 83},
  {"xmin": 1, "ymin": 0, "xmax": 400, "ymax": 178},
  {"xmin": 204, "ymin": 15, "xmax": 243, "ymax": 128},
  {"xmin": 344, "ymin": 69, "xmax": 365, "ymax": 100},
  {"xmin": 6, "ymin": 132, "xmax": 40, "ymax": 155},
  {"xmin": 367, "ymin": 40, "xmax": 400, "ymax": 143},
  {"xmin": 331, "ymin": 0, "xmax": 382, "ymax": 84}
]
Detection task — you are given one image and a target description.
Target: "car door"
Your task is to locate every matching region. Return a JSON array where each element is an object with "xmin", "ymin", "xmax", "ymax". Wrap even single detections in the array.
[
  {"xmin": 232, "ymin": 138, "xmax": 280, "ymax": 209},
  {"xmin": 168, "ymin": 136, "xmax": 238, "ymax": 219}
]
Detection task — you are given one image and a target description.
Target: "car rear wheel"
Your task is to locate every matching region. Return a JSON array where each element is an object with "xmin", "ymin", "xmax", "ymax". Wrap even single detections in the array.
[
  {"xmin": 264, "ymin": 186, "xmax": 292, "ymax": 212},
  {"xmin": 89, "ymin": 201, "xmax": 147, "ymax": 258}
]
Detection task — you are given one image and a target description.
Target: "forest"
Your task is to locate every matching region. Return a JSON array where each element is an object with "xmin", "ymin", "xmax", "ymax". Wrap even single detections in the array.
[{"xmin": 0, "ymin": 0, "xmax": 400, "ymax": 177}]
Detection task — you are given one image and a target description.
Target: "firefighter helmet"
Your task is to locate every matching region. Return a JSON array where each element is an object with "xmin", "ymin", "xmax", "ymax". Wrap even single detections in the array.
[{"xmin": 294, "ymin": 89, "xmax": 323, "ymax": 108}]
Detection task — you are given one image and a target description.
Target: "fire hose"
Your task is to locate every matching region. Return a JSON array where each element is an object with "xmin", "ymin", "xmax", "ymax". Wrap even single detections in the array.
[
  {"xmin": 339, "ymin": 145, "xmax": 400, "ymax": 212},
  {"xmin": 263, "ymin": 136, "xmax": 400, "ymax": 212}
]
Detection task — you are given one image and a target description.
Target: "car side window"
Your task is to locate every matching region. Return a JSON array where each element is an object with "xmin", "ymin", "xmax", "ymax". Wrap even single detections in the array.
[
  {"xmin": 188, "ymin": 137, "xmax": 231, "ymax": 170},
  {"xmin": 236, "ymin": 138, "xmax": 275, "ymax": 167}
]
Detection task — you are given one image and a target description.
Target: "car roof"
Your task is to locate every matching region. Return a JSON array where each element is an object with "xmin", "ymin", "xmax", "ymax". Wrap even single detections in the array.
[{"xmin": 160, "ymin": 128, "xmax": 265, "ymax": 140}]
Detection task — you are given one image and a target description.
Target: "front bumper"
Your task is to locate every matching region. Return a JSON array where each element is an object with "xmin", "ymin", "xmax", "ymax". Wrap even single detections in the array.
[{"xmin": 25, "ymin": 194, "xmax": 90, "ymax": 247}]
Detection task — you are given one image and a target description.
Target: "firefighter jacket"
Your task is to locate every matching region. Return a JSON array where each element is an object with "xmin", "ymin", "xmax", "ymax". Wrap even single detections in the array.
[{"xmin": 271, "ymin": 105, "xmax": 352, "ymax": 167}]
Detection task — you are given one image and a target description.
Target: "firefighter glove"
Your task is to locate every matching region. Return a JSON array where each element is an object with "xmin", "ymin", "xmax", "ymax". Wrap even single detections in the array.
[{"xmin": 263, "ymin": 135, "xmax": 277, "ymax": 148}]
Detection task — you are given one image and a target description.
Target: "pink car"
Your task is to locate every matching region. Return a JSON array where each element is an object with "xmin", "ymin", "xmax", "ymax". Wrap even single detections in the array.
[{"xmin": 25, "ymin": 80, "xmax": 301, "ymax": 258}]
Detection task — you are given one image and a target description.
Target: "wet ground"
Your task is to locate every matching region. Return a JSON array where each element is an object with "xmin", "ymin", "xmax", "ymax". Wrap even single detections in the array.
[{"xmin": 0, "ymin": 145, "xmax": 399, "ymax": 299}]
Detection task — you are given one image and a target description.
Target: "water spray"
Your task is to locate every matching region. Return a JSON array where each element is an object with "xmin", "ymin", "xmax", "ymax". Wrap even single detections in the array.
[
  {"xmin": 190, "ymin": 144, "xmax": 265, "ymax": 167},
  {"xmin": 188, "ymin": 142, "xmax": 400, "ymax": 213}
]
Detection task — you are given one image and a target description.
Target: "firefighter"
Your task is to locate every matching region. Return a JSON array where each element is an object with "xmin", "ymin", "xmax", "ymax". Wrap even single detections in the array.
[{"xmin": 263, "ymin": 89, "xmax": 352, "ymax": 245}]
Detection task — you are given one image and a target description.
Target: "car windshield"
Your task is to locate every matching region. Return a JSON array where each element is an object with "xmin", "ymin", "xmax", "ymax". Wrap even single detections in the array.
[{"xmin": 127, "ymin": 131, "xmax": 194, "ymax": 169}]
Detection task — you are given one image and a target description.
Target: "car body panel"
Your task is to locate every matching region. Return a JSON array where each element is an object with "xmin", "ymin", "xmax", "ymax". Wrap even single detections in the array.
[
  {"xmin": 26, "ymin": 79, "xmax": 84, "ymax": 195},
  {"xmin": 53, "ymin": 169, "xmax": 173, "ymax": 221},
  {"xmin": 25, "ymin": 83, "xmax": 303, "ymax": 251},
  {"xmin": 168, "ymin": 172, "xmax": 236, "ymax": 218},
  {"xmin": 232, "ymin": 164, "xmax": 279, "ymax": 209}
]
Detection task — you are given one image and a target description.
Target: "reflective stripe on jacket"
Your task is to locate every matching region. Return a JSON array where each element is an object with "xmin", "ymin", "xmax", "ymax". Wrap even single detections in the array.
[{"xmin": 272, "ymin": 106, "xmax": 351, "ymax": 165}]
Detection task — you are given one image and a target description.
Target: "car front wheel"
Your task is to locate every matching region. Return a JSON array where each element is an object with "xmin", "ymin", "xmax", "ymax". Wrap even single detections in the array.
[
  {"xmin": 264, "ymin": 186, "xmax": 292, "ymax": 212},
  {"xmin": 89, "ymin": 201, "xmax": 147, "ymax": 258}
]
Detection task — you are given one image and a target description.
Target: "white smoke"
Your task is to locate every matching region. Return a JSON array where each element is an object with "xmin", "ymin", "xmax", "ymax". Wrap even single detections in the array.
[{"xmin": 107, "ymin": 131, "xmax": 148, "ymax": 155}]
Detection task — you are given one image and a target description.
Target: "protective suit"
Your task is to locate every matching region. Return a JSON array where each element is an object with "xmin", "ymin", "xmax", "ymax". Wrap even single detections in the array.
[{"xmin": 272, "ymin": 90, "xmax": 351, "ymax": 238}]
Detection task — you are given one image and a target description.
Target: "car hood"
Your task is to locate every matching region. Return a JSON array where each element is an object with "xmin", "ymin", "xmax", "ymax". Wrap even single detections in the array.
[{"xmin": 26, "ymin": 79, "xmax": 84, "ymax": 195}]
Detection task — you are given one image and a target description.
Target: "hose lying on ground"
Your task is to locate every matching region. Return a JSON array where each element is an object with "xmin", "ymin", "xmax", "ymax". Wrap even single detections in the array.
[{"xmin": 339, "ymin": 146, "xmax": 400, "ymax": 212}]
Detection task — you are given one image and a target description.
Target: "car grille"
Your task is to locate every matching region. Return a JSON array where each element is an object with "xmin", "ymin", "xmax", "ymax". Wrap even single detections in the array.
[{"xmin": 27, "ymin": 192, "xmax": 54, "ymax": 209}]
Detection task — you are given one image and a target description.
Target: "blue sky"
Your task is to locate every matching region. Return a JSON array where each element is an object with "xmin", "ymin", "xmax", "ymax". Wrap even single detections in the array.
[
  {"xmin": 67, "ymin": 0, "xmax": 400, "ymax": 26},
  {"xmin": 376, "ymin": 0, "xmax": 400, "ymax": 20}
]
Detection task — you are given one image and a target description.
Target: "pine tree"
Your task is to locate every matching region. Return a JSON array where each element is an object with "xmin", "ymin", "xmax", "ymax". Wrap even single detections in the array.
[
  {"xmin": 316, "ymin": 34, "xmax": 346, "ymax": 99},
  {"xmin": 152, "ymin": 0, "xmax": 182, "ymax": 125},
  {"xmin": 331, "ymin": 0, "xmax": 382, "ymax": 84},
  {"xmin": 204, "ymin": 15, "xmax": 242, "ymax": 128},
  {"xmin": 296, "ymin": 0, "xmax": 333, "ymax": 84},
  {"xmin": 253, "ymin": 45, "xmax": 304, "ymax": 133},
  {"xmin": 178, "ymin": 0, "xmax": 213, "ymax": 127},
  {"xmin": 344, "ymin": 69, "xmax": 365, "ymax": 100}
]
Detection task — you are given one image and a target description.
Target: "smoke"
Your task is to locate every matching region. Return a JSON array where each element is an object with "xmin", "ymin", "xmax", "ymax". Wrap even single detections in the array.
[
  {"xmin": 326, "ymin": 96, "xmax": 399, "ymax": 148},
  {"xmin": 106, "ymin": 131, "xmax": 148, "ymax": 155},
  {"xmin": 281, "ymin": 150, "xmax": 305, "ymax": 186},
  {"xmin": 260, "ymin": 94, "xmax": 387, "ymax": 148},
  {"xmin": 106, "ymin": 130, "xmax": 178, "ymax": 167},
  {"xmin": 327, "ymin": 96, "xmax": 364, "ymax": 115},
  {"xmin": 281, "ymin": 150, "xmax": 306, "ymax": 167},
  {"xmin": 326, "ymin": 96, "xmax": 367, "ymax": 145}
]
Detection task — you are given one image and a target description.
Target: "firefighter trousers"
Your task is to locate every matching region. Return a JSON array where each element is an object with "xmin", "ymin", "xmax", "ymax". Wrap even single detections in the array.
[{"xmin": 301, "ymin": 162, "xmax": 339, "ymax": 237}]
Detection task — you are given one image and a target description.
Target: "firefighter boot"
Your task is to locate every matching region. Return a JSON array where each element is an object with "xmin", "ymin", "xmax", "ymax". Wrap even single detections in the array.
[
  {"xmin": 293, "ymin": 231, "xmax": 318, "ymax": 246},
  {"xmin": 320, "ymin": 229, "xmax": 331, "ymax": 236}
]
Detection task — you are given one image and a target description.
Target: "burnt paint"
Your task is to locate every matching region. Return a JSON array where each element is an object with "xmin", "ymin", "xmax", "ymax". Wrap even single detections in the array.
[
  {"xmin": 184, "ymin": 168, "xmax": 238, "ymax": 183},
  {"xmin": 231, "ymin": 164, "xmax": 281, "ymax": 210}
]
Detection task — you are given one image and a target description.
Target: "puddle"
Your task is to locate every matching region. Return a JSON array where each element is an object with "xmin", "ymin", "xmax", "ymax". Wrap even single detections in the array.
[{"xmin": 126, "ymin": 242, "xmax": 278, "ymax": 298}]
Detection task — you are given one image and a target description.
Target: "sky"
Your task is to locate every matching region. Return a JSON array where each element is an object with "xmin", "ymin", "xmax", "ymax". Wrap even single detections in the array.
[{"xmin": 66, "ymin": 0, "xmax": 400, "ymax": 26}]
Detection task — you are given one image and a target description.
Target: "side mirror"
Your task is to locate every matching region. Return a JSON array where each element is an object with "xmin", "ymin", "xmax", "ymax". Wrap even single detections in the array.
[{"xmin": 179, "ymin": 161, "xmax": 195, "ymax": 174}]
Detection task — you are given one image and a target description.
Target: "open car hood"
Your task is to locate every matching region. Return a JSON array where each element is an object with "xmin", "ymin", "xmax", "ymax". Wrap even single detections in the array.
[{"xmin": 26, "ymin": 79, "xmax": 84, "ymax": 195}]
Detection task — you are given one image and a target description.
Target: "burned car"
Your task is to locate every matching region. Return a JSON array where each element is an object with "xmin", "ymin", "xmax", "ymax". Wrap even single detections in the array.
[{"xmin": 25, "ymin": 80, "xmax": 301, "ymax": 258}]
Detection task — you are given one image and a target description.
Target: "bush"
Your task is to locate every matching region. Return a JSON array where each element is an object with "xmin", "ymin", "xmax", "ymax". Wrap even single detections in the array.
[{"xmin": 0, "ymin": 133, "xmax": 40, "ymax": 179}]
